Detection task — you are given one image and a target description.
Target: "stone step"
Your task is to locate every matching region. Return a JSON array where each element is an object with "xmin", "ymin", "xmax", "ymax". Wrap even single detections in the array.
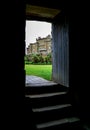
[
  {"xmin": 36, "ymin": 117, "xmax": 81, "ymax": 130},
  {"xmin": 25, "ymin": 91, "xmax": 69, "ymax": 108},
  {"xmin": 32, "ymin": 104, "xmax": 79, "ymax": 123},
  {"xmin": 25, "ymin": 84, "xmax": 68, "ymax": 95},
  {"xmin": 25, "ymin": 91, "xmax": 67, "ymax": 99},
  {"xmin": 32, "ymin": 104, "xmax": 71, "ymax": 112}
]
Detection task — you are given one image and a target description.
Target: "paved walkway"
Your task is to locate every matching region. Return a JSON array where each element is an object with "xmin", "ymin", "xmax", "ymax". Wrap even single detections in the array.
[{"xmin": 26, "ymin": 75, "xmax": 58, "ymax": 87}]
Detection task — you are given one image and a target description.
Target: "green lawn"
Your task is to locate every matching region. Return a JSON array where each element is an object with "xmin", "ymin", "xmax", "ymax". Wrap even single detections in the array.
[{"xmin": 25, "ymin": 64, "xmax": 52, "ymax": 81}]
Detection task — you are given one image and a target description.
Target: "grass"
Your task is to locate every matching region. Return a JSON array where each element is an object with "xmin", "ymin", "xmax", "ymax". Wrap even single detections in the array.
[{"xmin": 25, "ymin": 64, "xmax": 52, "ymax": 81}]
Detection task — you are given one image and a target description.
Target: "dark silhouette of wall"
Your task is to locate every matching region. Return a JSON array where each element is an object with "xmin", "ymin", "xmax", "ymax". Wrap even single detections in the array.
[{"xmin": 2, "ymin": 1, "xmax": 90, "ymax": 129}]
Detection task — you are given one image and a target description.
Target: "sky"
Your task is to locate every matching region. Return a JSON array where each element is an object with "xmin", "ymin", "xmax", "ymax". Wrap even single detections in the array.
[{"xmin": 25, "ymin": 20, "xmax": 51, "ymax": 48}]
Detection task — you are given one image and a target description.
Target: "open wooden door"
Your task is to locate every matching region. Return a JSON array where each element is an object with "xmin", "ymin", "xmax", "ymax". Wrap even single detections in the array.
[{"xmin": 52, "ymin": 16, "xmax": 69, "ymax": 87}]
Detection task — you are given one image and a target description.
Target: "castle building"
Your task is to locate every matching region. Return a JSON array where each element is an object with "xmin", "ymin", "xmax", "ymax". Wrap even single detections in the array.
[{"xmin": 27, "ymin": 35, "xmax": 52, "ymax": 56}]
